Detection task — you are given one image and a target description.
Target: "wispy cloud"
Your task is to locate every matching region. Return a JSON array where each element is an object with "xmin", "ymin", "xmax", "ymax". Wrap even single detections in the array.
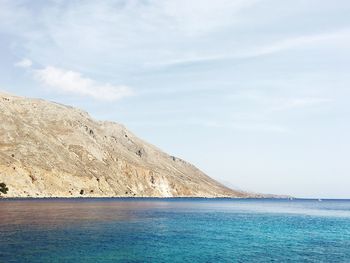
[
  {"xmin": 0, "ymin": 0, "xmax": 262, "ymax": 73},
  {"xmin": 240, "ymin": 29, "xmax": 350, "ymax": 58},
  {"xmin": 14, "ymin": 58, "xmax": 32, "ymax": 68},
  {"xmin": 33, "ymin": 66, "xmax": 133, "ymax": 101},
  {"xmin": 2, "ymin": 1, "xmax": 349, "ymax": 76},
  {"xmin": 151, "ymin": 29, "xmax": 350, "ymax": 68}
]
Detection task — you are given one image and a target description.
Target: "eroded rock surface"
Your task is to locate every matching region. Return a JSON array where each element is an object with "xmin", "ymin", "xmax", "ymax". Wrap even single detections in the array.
[{"xmin": 0, "ymin": 92, "xmax": 251, "ymax": 198}]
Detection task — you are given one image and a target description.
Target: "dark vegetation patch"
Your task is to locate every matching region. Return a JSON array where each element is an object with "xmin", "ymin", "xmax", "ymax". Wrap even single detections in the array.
[{"xmin": 0, "ymin": 183, "xmax": 9, "ymax": 195}]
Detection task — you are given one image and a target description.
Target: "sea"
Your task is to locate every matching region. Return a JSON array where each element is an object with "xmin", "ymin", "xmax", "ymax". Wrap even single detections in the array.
[{"xmin": 0, "ymin": 198, "xmax": 349, "ymax": 262}]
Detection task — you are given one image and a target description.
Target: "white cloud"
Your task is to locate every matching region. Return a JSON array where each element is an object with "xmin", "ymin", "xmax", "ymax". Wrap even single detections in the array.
[
  {"xmin": 240, "ymin": 29, "xmax": 350, "ymax": 58},
  {"xmin": 14, "ymin": 58, "xmax": 32, "ymax": 68},
  {"xmin": 152, "ymin": 29, "xmax": 350, "ymax": 67},
  {"xmin": 33, "ymin": 66, "xmax": 133, "ymax": 101},
  {"xmin": 3, "ymin": 1, "xmax": 349, "ymax": 74},
  {"xmin": 0, "ymin": 0, "xmax": 261, "ymax": 72},
  {"xmin": 153, "ymin": 0, "xmax": 260, "ymax": 36}
]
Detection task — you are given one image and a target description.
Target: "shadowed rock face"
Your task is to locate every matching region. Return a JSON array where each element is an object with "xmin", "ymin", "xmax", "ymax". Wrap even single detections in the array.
[{"xmin": 0, "ymin": 92, "xmax": 251, "ymax": 198}]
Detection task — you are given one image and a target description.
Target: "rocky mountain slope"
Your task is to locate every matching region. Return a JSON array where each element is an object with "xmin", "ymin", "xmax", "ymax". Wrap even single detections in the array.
[{"xmin": 0, "ymin": 91, "xmax": 253, "ymax": 198}]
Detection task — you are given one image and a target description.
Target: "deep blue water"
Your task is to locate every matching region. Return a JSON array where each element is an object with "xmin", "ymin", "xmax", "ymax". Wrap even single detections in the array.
[{"xmin": 0, "ymin": 198, "xmax": 349, "ymax": 263}]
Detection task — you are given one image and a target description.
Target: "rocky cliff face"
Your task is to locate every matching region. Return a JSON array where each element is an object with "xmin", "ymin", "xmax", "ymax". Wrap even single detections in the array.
[{"xmin": 0, "ymin": 92, "xmax": 251, "ymax": 198}]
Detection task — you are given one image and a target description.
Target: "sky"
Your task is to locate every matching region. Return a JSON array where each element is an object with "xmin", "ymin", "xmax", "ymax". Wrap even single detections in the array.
[{"xmin": 1, "ymin": 0, "xmax": 350, "ymax": 198}]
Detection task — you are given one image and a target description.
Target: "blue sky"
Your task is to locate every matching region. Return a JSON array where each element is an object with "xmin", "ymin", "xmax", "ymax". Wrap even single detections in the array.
[{"xmin": 1, "ymin": 0, "xmax": 350, "ymax": 198}]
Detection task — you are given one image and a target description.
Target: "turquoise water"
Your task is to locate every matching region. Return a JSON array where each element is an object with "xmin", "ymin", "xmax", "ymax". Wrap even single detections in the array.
[{"xmin": 0, "ymin": 199, "xmax": 349, "ymax": 262}]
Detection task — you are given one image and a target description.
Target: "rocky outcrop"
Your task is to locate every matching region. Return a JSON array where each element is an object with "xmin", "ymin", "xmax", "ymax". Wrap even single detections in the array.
[{"xmin": 0, "ymin": 91, "xmax": 252, "ymax": 198}]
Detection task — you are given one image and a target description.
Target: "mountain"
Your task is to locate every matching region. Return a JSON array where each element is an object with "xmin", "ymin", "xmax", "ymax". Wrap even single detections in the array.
[{"xmin": 0, "ymin": 91, "xmax": 254, "ymax": 198}]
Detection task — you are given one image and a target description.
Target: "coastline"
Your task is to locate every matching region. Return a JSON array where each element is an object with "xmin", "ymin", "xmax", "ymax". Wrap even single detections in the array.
[{"xmin": 0, "ymin": 196, "xmax": 294, "ymax": 200}]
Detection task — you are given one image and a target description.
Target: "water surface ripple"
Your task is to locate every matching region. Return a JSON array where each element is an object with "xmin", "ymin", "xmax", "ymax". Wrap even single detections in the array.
[{"xmin": 0, "ymin": 198, "xmax": 349, "ymax": 262}]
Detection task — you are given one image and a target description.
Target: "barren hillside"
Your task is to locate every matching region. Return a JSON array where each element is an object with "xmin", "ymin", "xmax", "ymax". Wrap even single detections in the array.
[{"xmin": 0, "ymin": 92, "xmax": 253, "ymax": 198}]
